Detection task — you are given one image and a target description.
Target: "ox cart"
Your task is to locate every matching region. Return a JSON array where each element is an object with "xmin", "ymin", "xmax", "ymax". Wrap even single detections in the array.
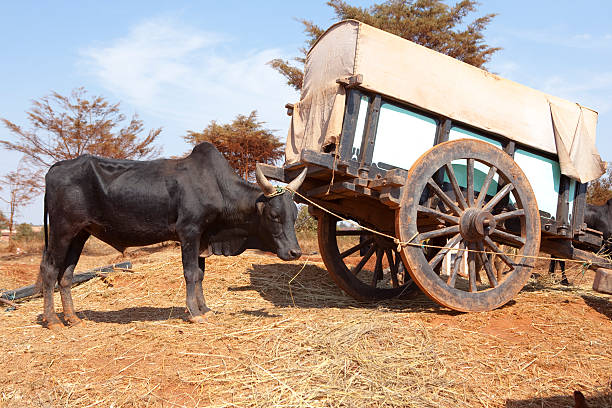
[{"xmin": 262, "ymin": 20, "xmax": 611, "ymax": 311}]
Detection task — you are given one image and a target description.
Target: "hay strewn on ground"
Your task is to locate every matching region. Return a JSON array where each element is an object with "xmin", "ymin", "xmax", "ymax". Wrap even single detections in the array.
[{"xmin": 1, "ymin": 247, "xmax": 611, "ymax": 407}]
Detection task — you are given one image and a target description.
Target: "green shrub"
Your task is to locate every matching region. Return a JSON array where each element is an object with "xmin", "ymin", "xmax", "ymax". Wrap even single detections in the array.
[{"xmin": 295, "ymin": 205, "xmax": 317, "ymax": 232}]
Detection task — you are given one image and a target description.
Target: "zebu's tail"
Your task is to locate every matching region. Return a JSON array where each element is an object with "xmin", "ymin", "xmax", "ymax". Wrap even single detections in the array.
[
  {"xmin": 35, "ymin": 191, "xmax": 48, "ymax": 293},
  {"xmin": 43, "ymin": 190, "xmax": 48, "ymax": 250}
]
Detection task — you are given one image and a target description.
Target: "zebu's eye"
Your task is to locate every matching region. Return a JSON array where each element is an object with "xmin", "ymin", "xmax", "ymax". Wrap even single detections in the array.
[{"xmin": 270, "ymin": 210, "xmax": 280, "ymax": 222}]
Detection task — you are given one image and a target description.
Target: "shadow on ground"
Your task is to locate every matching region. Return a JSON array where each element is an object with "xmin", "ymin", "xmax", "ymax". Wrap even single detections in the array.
[
  {"xmin": 581, "ymin": 294, "xmax": 612, "ymax": 321},
  {"xmin": 228, "ymin": 262, "xmax": 463, "ymax": 315},
  {"xmin": 35, "ymin": 306, "xmax": 189, "ymax": 326}
]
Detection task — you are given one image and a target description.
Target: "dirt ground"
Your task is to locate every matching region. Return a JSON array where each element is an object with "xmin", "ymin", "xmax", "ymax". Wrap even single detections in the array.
[{"xmin": 0, "ymin": 243, "xmax": 611, "ymax": 407}]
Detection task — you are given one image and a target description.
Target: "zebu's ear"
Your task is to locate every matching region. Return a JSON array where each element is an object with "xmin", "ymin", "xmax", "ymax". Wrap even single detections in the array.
[
  {"xmin": 256, "ymin": 164, "xmax": 277, "ymax": 197},
  {"xmin": 256, "ymin": 201, "xmax": 265, "ymax": 215},
  {"xmin": 286, "ymin": 167, "xmax": 307, "ymax": 192}
]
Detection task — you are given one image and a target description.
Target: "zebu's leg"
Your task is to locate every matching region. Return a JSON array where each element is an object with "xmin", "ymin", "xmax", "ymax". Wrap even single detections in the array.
[
  {"xmin": 180, "ymin": 233, "xmax": 207, "ymax": 323},
  {"xmin": 196, "ymin": 256, "xmax": 211, "ymax": 314},
  {"xmin": 58, "ymin": 230, "xmax": 90, "ymax": 326},
  {"xmin": 40, "ymin": 232, "xmax": 73, "ymax": 329}
]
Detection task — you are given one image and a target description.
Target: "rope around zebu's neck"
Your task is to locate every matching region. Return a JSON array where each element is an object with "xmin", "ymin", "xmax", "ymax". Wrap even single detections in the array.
[{"xmin": 283, "ymin": 186, "xmax": 598, "ymax": 267}]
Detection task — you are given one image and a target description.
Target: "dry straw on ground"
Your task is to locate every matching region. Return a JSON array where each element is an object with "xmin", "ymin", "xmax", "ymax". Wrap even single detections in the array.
[{"xmin": 0, "ymin": 247, "xmax": 611, "ymax": 407}]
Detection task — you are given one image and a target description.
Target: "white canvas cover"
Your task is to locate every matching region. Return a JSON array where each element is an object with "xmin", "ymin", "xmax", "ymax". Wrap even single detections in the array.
[{"xmin": 286, "ymin": 20, "xmax": 605, "ymax": 183}]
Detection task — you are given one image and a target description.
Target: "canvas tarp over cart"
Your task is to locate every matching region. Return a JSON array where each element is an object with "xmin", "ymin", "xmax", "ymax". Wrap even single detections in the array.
[{"xmin": 262, "ymin": 20, "xmax": 610, "ymax": 311}]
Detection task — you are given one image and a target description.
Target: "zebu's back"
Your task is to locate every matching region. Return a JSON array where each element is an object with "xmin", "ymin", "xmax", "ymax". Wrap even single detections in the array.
[{"xmin": 46, "ymin": 155, "xmax": 178, "ymax": 248}]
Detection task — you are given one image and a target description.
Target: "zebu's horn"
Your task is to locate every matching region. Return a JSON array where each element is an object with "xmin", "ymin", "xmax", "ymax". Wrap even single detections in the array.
[
  {"xmin": 256, "ymin": 164, "xmax": 277, "ymax": 197},
  {"xmin": 287, "ymin": 167, "xmax": 307, "ymax": 192}
]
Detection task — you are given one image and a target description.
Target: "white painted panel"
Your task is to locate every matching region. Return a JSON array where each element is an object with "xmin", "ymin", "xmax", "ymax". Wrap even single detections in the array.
[
  {"xmin": 568, "ymin": 179, "xmax": 576, "ymax": 219},
  {"xmin": 351, "ymin": 96, "xmax": 369, "ymax": 161},
  {"xmin": 371, "ymin": 103, "xmax": 437, "ymax": 170},
  {"xmin": 447, "ymin": 127, "xmax": 503, "ymax": 197},
  {"xmin": 513, "ymin": 149, "xmax": 561, "ymax": 219}
]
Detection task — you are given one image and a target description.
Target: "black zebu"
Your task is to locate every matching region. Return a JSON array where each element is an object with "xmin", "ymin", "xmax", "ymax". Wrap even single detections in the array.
[
  {"xmin": 39, "ymin": 142, "xmax": 306, "ymax": 329},
  {"xmin": 585, "ymin": 198, "xmax": 612, "ymax": 252}
]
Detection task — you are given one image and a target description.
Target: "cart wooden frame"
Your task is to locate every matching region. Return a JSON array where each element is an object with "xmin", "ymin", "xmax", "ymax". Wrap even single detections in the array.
[{"xmin": 261, "ymin": 21, "xmax": 610, "ymax": 311}]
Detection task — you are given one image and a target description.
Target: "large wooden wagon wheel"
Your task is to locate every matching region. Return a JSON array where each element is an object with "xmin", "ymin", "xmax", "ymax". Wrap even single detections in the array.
[
  {"xmin": 396, "ymin": 139, "xmax": 541, "ymax": 312},
  {"xmin": 318, "ymin": 212, "xmax": 416, "ymax": 300}
]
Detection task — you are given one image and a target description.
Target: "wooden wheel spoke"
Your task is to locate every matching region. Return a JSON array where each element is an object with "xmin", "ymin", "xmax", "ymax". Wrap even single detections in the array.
[
  {"xmin": 352, "ymin": 244, "xmax": 376, "ymax": 277},
  {"xmin": 483, "ymin": 183, "xmax": 514, "ymax": 212},
  {"xmin": 447, "ymin": 241, "xmax": 465, "ymax": 287},
  {"xmin": 371, "ymin": 249, "xmax": 384, "ymax": 287},
  {"xmin": 490, "ymin": 229, "xmax": 525, "ymax": 246},
  {"xmin": 417, "ymin": 205, "xmax": 459, "ymax": 225},
  {"xmin": 494, "ymin": 209, "xmax": 524, "ymax": 222},
  {"xmin": 340, "ymin": 237, "xmax": 374, "ymax": 258},
  {"xmin": 385, "ymin": 249, "xmax": 400, "ymax": 288},
  {"xmin": 426, "ymin": 178, "xmax": 462, "ymax": 216},
  {"xmin": 444, "ymin": 163, "xmax": 468, "ymax": 210},
  {"xmin": 419, "ymin": 225, "xmax": 460, "ymax": 241},
  {"xmin": 475, "ymin": 166, "xmax": 497, "ymax": 208},
  {"xmin": 477, "ymin": 242, "xmax": 498, "ymax": 287},
  {"xmin": 467, "ymin": 243, "xmax": 477, "ymax": 292},
  {"xmin": 466, "ymin": 158, "xmax": 474, "ymax": 206},
  {"xmin": 484, "ymin": 236, "xmax": 515, "ymax": 268},
  {"xmin": 428, "ymin": 233, "xmax": 462, "ymax": 270}
]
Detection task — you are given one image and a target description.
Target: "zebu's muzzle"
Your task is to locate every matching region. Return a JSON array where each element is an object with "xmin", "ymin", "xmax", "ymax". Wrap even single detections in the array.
[{"xmin": 278, "ymin": 246, "xmax": 302, "ymax": 261}]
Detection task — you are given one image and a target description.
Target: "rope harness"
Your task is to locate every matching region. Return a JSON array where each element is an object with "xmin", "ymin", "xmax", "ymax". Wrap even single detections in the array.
[{"xmin": 282, "ymin": 186, "xmax": 594, "ymax": 268}]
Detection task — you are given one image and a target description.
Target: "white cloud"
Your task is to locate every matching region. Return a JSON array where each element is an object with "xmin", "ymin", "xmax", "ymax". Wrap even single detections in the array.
[
  {"xmin": 506, "ymin": 28, "xmax": 611, "ymax": 49},
  {"xmin": 80, "ymin": 17, "xmax": 299, "ymax": 155},
  {"xmin": 489, "ymin": 60, "xmax": 520, "ymax": 77}
]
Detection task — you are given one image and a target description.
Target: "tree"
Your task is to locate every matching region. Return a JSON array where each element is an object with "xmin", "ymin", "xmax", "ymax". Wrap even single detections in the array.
[
  {"xmin": 294, "ymin": 205, "xmax": 317, "ymax": 233},
  {"xmin": 184, "ymin": 111, "xmax": 284, "ymax": 180},
  {"xmin": 0, "ymin": 162, "xmax": 42, "ymax": 247},
  {"xmin": 1, "ymin": 87, "xmax": 162, "ymax": 184},
  {"xmin": 270, "ymin": 0, "xmax": 500, "ymax": 91},
  {"xmin": 587, "ymin": 165, "xmax": 612, "ymax": 205},
  {"xmin": 0, "ymin": 210, "xmax": 8, "ymax": 230}
]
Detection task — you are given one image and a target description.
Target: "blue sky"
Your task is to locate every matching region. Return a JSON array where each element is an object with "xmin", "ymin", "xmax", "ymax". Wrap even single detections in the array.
[{"xmin": 1, "ymin": 1, "xmax": 611, "ymax": 223}]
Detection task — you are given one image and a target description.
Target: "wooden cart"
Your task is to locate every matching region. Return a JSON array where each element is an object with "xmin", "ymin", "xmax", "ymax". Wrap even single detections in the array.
[{"xmin": 262, "ymin": 20, "xmax": 611, "ymax": 311}]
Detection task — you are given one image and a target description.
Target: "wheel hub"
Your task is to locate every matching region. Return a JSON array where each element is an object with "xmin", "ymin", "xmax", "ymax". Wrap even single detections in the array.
[{"xmin": 459, "ymin": 208, "xmax": 496, "ymax": 242}]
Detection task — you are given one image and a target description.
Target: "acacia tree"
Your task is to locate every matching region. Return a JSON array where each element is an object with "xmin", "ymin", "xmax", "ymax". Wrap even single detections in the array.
[
  {"xmin": 587, "ymin": 165, "xmax": 612, "ymax": 205},
  {"xmin": 1, "ymin": 87, "xmax": 162, "ymax": 184},
  {"xmin": 184, "ymin": 111, "xmax": 284, "ymax": 180},
  {"xmin": 0, "ymin": 161, "xmax": 42, "ymax": 247},
  {"xmin": 270, "ymin": 0, "xmax": 500, "ymax": 91}
]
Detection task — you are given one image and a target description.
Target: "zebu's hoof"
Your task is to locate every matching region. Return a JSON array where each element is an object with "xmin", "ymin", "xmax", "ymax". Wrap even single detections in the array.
[
  {"xmin": 189, "ymin": 315, "xmax": 207, "ymax": 324},
  {"xmin": 44, "ymin": 320, "xmax": 65, "ymax": 330},
  {"xmin": 188, "ymin": 310, "xmax": 214, "ymax": 324},
  {"xmin": 64, "ymin": 314, "xmax": 84, "ymax": 327},
  {"xmin": 43, "ymin": 314, "xmax": 65, "ymax": 330}
]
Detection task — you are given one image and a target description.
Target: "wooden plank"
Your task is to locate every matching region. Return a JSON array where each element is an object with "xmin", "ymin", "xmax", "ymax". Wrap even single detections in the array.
[
  {"xmin": 1, "ymin": 262, "xmax": 133, "ymax": 302},
  {"xmin": 555, "ymin": 175, "xmax": 571, "ymax": 234},
  {"xmin": 336, "ymin": 74, "xmax": 363, "ymax": 88},
  {"xmin": 368, "ymin": 168, "xmax": 408, "ymax": 190},
  {"xmin": 572, "ymin": 182, "xmax": 587, "ymax": 236},
  {"xmin": 541, "ymin": 238, "xmax": 611, "ymax": 269},
  {"xmin": 434, "ymin": 119, "xmax": 451, "ymax": 145},
  {"xmin": 307, "ymin": 182, "xmax": 377, "ymax": 201},
  {"xmin": 379, "ymin": 187, "xmax": 401, "ymax": 208},
  {"xmin": 360, "ymin": 94, "xmax": 382, "ymax": 170},
  {"xmin": 338, "ymin": 89, "xmax": 362, "ymax": 162}
]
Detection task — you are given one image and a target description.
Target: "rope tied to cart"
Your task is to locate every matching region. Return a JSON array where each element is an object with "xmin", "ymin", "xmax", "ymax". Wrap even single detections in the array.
[{"xmin": 284, "ymin": 186, "xmax": 597, "ymax": 269}]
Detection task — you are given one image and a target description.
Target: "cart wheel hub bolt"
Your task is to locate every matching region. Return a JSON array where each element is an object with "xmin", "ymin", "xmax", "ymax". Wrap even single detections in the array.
[{"xmin": 459, "ymin": 208, "xmax": 496, "ymax": 241}]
